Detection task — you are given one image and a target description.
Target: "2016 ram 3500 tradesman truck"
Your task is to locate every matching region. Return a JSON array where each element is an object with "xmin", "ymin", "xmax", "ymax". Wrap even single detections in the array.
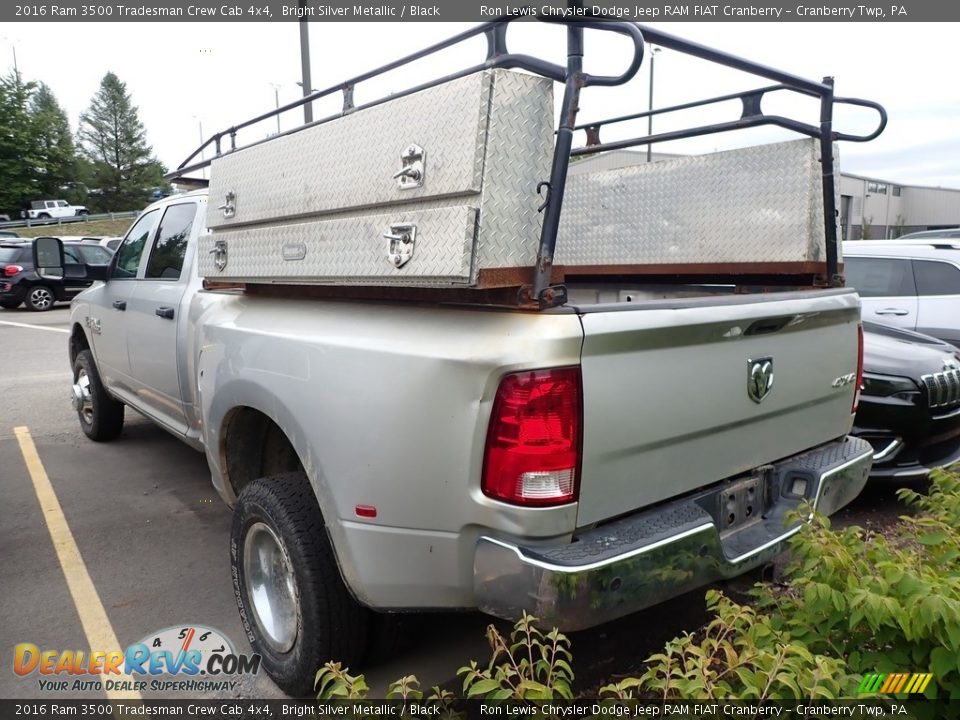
[{"xmin": 45, "ymin": 19, "xmax": 885, "ymax": 695}]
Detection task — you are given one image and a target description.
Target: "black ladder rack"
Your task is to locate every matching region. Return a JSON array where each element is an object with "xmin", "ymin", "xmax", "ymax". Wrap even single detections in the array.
[{"xmin": 168, "ymin": 13, "xmax": 887, "ymax": 308}]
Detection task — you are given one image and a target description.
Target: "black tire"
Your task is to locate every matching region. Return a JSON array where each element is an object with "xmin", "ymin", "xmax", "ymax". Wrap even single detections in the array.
[
  {"xmin": 73, "ymin": 349, "xmax": 124, "ymax": 441},
  {"xmin": 231, "ymin": 472, "xmax": 369, "ymax": 696},
  {"xmin": 25, "ymin": 285, "xmax": 56, "ymax": 311},
  {"xmin": 37, "ymin": 212, "xmax": 51, "ymax": 219},
  {"xmin": 0, "ymin": 300, "xmax": 20, "ymax": 309},
  {"xmin": 77, "ymin": 209, "xmax": 89, "ymax": 216}
]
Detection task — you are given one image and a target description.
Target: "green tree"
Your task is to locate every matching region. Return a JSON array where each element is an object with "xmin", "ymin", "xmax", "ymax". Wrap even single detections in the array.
[
  {"xmin": 0, "ymin": 70, "xmax": 38, "ymax": 216},
  {"xmin": 77, "ymin": 72, "xmax": 166, "ymax": 211},
  {"xmin": 30, "ymin": 83, "xmax": 78, "ymax": 200}
]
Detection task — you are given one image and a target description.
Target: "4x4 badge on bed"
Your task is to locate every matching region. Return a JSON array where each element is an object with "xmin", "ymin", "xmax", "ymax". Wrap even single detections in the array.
[{"xmin": 747, "ymin": 357, "xmax": 774, "ymax": 403}]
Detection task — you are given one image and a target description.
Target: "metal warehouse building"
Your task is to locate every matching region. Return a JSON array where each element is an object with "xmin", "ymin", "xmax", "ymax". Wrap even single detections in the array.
[{"xmin": 840, "ymin": 174, "xmax": 960, "ymax": 240}]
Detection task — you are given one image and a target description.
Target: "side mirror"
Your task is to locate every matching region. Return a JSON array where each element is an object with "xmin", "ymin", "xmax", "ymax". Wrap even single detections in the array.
[{"xmin": 33, "ymin": 236, "xmax": 64, "ymax": 279}]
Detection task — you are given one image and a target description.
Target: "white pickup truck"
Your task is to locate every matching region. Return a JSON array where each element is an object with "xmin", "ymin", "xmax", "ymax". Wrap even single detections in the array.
[{"xmin": 42, "ymin": 20, "xmax": 886, "ymax": 696}]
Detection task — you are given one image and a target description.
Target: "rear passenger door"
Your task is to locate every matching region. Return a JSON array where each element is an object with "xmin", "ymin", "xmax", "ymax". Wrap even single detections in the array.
[
  {"xmin": 124, "ymin": 201, "xmax": 197, "ymax": 434},
  {"xmin": 92, "ymin": 209, "xmax": 160, "ymax": 395},
  {"xmin": 913, "ymin": 259, "xmax": 960, "ymax": 346},
  {"xmin": 843, "ymin": 256, "xmax": 918, "ymax": 331}
]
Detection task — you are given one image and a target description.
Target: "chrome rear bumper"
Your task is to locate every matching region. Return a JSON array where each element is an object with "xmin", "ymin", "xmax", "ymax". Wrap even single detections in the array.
[{"xmin": 474, "ymin": 436, "xmax": 872, "ymax": 630}]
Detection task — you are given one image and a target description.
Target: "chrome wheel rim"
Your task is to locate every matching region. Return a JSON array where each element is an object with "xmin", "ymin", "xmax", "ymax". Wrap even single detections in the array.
[
  {"xmin": 243, "ymin": 522, "xmax": 298, "ymax": 653},
  {"xmin": 29, "ymin": 287, "xmax": 53, "ymax": 310},
  {"xmin": 73, "ymin": 371, "xmax": 94, "ymax": 424}
]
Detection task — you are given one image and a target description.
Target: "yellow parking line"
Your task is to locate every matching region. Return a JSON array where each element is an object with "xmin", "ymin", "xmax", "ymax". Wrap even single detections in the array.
[{"xmin": 14, "ymin": 426, "xmax": 142, "ymax": 701}]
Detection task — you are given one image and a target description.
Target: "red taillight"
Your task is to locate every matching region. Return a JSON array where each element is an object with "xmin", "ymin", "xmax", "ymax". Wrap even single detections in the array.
[
  {"xmin": 3, "ymin": 265, "xmax": 23, "ymax": 277},
  {"xmin": 853, "ymin": 324, "xmax": 864, "ymax": 413},
  {"xmin": 482, "ymin": 367, "xmax": 582, "ymax": 507}
]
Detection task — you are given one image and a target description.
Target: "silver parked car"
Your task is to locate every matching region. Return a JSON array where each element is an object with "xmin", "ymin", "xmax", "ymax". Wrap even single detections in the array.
[{"xmin": 843, "ymin": 239, "xmax": 960, "ymax": 347}]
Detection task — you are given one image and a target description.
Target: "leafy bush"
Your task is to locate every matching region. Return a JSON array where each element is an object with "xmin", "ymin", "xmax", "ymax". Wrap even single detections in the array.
[
  {"xmin": 757, "ymin": 469, "xmax": 960, "ymax": 697},
  {"xmin": 458, "ymin": 613, "xmax": 574, "ymax": 699},
  {"xmin": 601, "ymin": 590, "xmax": 854, "ymax": 700},
  {"xmin": 315, "ymin": 661, "xmax": 458, "ymax": 710},
  {"xmin": 315, "ymin": 613, "xmax": 573, "ymax": 703}
]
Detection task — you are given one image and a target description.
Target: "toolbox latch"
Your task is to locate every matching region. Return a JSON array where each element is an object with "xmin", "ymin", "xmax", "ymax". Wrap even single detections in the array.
[
  {"xmin": 393, "ymin": 144, "xmax": 425, "ymax": 190},
  {"xmin": 383, "ymin": 224, "xmax": 417, "ymax": 268},
  {"xmin": 218, "ymin": 191, "xmax": 236, "ymax": 219}
]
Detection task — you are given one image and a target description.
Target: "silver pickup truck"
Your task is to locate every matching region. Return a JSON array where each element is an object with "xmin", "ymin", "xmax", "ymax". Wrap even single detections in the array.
[{"xmin": 45, "ymin": 20, "xmax": 884, "ymax": 696}]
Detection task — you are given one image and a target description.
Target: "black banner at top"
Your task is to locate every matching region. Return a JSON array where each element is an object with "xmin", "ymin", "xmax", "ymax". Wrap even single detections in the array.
[{"xmin": 3, "ymin": 0, "xmax": 958, "ymax": 22}]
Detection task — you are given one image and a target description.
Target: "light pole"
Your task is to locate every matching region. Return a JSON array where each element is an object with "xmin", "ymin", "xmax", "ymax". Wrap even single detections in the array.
[
  {"xmin": 646, "ymin": 46, "xmax": 661, "ymax": 163},
  {"xmin": 268, "ymin": 83, "xmax": 281, "ymax": 135},
  {"xmin": 298, "ymin": 7, "xmax": 313, "ymax": 125},
  {"xmin": 193, "ymin": 116, "xmax": 205, "ymax": 178}
]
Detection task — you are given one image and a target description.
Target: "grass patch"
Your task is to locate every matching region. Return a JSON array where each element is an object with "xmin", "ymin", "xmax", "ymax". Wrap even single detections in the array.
[{"xmin": 11, "ymin": 218, "xmax": 134, "ymax": 239}]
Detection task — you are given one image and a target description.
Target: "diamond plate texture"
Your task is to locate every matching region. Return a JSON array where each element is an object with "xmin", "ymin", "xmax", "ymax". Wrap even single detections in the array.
[
  {"xmin": 206, "ymin": 72, "xmax": 490, "ymax": 231},
  {"xmin": 556, "ymin": 139, "xmax": 836, "ymax": 267},
  {"xmin": 473, "ymin": 70, "xmax": 554, "ymax": 272},
  {"xmin": 199, "ymin": 206, "xmax": 478, "ymax": 285},
  {"xmin": 202, "ymin": 69, "xmax": 554, "ymax": 287}
]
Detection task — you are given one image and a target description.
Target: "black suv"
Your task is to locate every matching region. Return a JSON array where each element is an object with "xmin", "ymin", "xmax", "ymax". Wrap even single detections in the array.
[
  {"xmin": 857, "ymin": 321, "xmax": 960, "ymax": 478},
  {"xmin": 0, "ymin": 240, "xmax": 112, "ymax": 311}
]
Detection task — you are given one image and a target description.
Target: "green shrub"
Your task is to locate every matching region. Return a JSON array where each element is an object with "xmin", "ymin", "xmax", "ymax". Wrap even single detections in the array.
[
  {"xmin": 601, "ymin": 590, "xmax": 854, "ymax": 700},
  {"xmin": 457, "ymin": 613, "xmax": 574, "ymax": 699},
  {"xmin": 315, "ymin": 661, "xmax": 457, "ymax": 708},
  {"xmin": 756, "ymin": 469, "xmax": 960, "ymax": 697}
]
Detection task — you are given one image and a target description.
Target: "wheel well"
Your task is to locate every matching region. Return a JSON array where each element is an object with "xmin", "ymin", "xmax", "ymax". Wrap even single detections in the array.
[
  {"xmin": 221, "ymin": 407, "xmax": 305, "ymax": 497},
  {"xmin": 69, "ymin": 324, "xmax": 90, "ymax": 365}
]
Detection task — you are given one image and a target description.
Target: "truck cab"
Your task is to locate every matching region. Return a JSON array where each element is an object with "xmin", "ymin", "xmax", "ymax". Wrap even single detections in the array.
[{"xmin": 68, "ymin": 191, "xmax": 207, "ymax": 443}]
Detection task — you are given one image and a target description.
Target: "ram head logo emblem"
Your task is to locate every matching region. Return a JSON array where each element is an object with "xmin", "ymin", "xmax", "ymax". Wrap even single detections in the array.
[{"xmin": 747, "ymin": 357, "xmax": 774, "ymax": 403}]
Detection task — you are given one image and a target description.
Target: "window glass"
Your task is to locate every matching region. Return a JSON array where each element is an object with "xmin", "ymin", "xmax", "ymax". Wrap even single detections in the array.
[
  {"xmin": 914, "ymin": 260, "xmax": 960, "ymax": 296},
  {"xmin": 112, "ymin": 210, "xmax": 159, "ymax": 279},
  {"xmin": 0, "ymin": 247, "xmax": 24, "ymax": 263},
  {"xmin": 57, "ymin": 201, "xmax": 69, "ymax": 207},
  {"xmin": 79, "ymin": 246, "xmax": 112, "ymax": 265},
  {"xmin": 843, "ymin": 257, "xmax": 916, "ymax": 297},
  {"xmin": 145, "ymin": 203, "xmax": 196, "ymax": 280},
  {"xmin": 63, "ymin": 246, "xmax": 82, "ymax": 263}
]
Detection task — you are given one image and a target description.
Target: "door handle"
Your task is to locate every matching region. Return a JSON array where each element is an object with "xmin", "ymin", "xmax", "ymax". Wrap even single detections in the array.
[
  {"xmin": 112, "ymin": 300, "xmax": 126, "ymax": 311},
  {"xmin": 155, "ymin": 306, "xmax": 175, "ymax": 320},
  {"xmin": 874, "ymin": 308, "xmax": 909, "ymax": 316}
]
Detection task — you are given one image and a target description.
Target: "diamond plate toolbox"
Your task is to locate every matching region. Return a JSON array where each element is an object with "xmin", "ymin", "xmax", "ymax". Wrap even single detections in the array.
[
  {"xmin": 557, "ymin": 138, "xmax": 840, "ymax": 271},
  {"xmin": 200, "ymin": 69, "xmax": 554, "ymax": 287}
]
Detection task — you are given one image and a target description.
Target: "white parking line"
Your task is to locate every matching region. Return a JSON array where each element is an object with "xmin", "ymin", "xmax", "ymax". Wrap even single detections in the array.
[
  {"xmin": 0, "ymin": 320, "xmax": 69, "ymax": 334},
  {"xmin": 14, "ymin": 426, "xmax": 143, "ymax": 701}
]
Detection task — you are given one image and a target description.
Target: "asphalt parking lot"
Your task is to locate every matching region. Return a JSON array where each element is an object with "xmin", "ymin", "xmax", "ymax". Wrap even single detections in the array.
[{"xmin": 0, "ymin": 304, "xmax": 911, "ymax": 701}]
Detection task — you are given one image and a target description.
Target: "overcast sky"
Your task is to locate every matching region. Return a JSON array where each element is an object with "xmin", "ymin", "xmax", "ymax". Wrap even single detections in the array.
[{"xmin": 2, "ymin": 21, "xmax": 958, "ymax": 188}]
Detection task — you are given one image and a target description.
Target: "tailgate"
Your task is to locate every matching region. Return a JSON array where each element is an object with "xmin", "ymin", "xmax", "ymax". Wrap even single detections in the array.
[{"xmin": 574, "ymin": 289, "xmax": 861, "ymax": 527}]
